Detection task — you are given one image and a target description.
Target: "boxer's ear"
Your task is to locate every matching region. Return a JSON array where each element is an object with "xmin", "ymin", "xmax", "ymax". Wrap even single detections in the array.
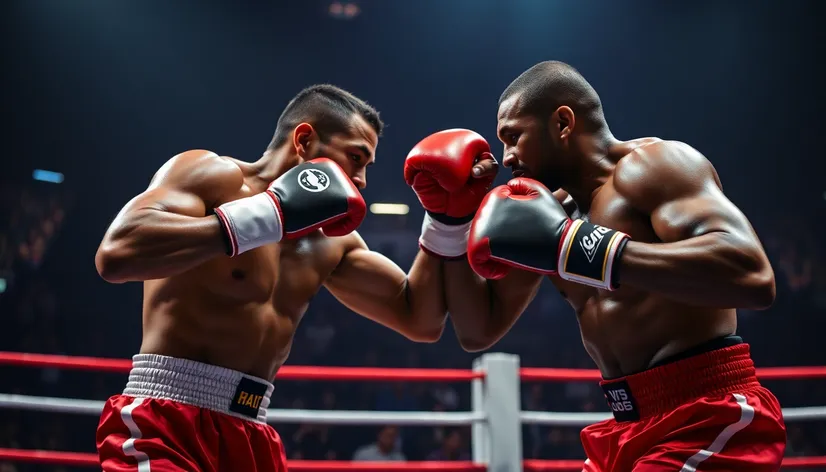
[
  {"xmin": 553, "ymin": 106, "xmax": 575, "ymax": 141},
  {"xmin": 292, "ymin": 123, "xmax": 317, "ymax": 158}
]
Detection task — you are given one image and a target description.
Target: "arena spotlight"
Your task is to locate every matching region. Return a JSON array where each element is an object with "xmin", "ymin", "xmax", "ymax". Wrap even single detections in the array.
[
  {"xmin": 32, "ymin": 169, "xmax": 64, "ymax": 184},
  {"xmin": 370, "ymin": 203, "xmax": 409, "ymax": 215},
  {"xmin": 328, "ymin": 1, "xmax": 360, "ymax": 20}
]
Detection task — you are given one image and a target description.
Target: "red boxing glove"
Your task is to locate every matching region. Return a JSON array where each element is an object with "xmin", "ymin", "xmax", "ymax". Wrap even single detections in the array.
[
  {"xmin": 405, "ymin": 129, "xmax": 495, "ymax": 220},
  {"xmin": 404, "ymin": 129, "xmax": 496, "ymax": 259}
]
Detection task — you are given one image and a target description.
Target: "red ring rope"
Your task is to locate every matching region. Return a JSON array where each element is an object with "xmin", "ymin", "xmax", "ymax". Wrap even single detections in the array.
[
  {"xmin": 0, "ymin": 448, "xmax": 484, "ymax": 470},
  {"xmin": 2, "ymin": 352, "xmax": 825, "ymax": 381},
  {"xmin": 0, "ymin": 352, "xmax": 482, "ymax": 382},
  {"xmin": 1, "ymin": 449, "xmax": 824, "ymax": 470},
  {"xmin": 523, "ymin": 457, "xmax": 826, "ymax": 470}
]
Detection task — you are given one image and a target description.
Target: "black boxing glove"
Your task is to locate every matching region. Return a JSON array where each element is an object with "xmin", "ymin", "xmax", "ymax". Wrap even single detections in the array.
[
  {"xmin": 468, "ymin": 178, "xmax": 630, "ymax": 290},
  {"xmin": 215, "ymin": 158, "xmax": 366, "ymax": 256}
]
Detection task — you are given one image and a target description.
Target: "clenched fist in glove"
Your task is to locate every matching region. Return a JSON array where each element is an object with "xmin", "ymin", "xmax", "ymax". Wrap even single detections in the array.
[
  {"xmin": 404, "ymin": 129, "xmax": 497, "ymax": 259},
  {"xmin": 468, "ymin": 178, "xmax": 630, "ymax": 290},
  {"xmin": 215, "ymin": 158, "xmax": 365, "ymax": 256}
]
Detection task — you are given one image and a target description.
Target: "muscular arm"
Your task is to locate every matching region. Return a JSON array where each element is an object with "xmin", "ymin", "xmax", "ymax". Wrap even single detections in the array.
[
  {"xmin": 614, "ymin": 141, "xmax": 775, "ymax": 309},
  {"xmin": 324, "ymin": 235, "xmax": 448, "ymax": 343},
  {"xmin": 443, "ymin": 261, "xmax": 543, "ymax": 352},
  {"xmin": 441, "ymin": 188, "xmax": 572, "ymax": 352},
  {"xmin": 95, "ymin": 150, "xmax": 241, "ymax": 283}
]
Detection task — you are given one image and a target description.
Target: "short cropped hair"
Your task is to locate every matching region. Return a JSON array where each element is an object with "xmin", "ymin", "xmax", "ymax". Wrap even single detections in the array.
[
  {"xmin": 268, "ymin": 84, "xmax": 383, "ymax": 150},
  {"xmin": 500, "ymin": 61, "xmax": 606, "ymax": 131}
]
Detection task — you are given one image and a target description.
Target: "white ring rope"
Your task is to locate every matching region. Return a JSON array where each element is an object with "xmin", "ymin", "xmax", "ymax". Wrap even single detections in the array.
[
  {"xmin": 520, "ymin": 406, "xmax": 826, "ymax": 425},
  {"xmin": 520, "ymin": 411, "xmax": 612, "ymax": 426},
  {"xmin": 774, "ymin": 406, "xmax": 826, "ymax": 421},
  {"xmin": 0, "ymin": 394, "xmax": 484, "ymax": 426},
  {"xmin": 2, "ymin": 393, "xmax": 825, "ymax": 426}
]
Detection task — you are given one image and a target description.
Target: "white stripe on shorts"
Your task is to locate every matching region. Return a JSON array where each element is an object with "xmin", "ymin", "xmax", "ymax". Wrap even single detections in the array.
[
  {"xmin": 679, "ymin": 393, "xmax": 755, "ymax": 472},
  {"xmin": 120, "ymin": 397, "xmax": 151, "ymax": 472}
]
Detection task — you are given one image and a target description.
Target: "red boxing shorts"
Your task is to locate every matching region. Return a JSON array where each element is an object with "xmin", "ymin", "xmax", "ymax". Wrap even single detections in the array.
[
  {"xmin": 581, "ymin": 339, "xmax": 786, "ymax": 472},
  {"xmin": 96, "ymin": 354, "xmax": 287, "ymax": 472}
]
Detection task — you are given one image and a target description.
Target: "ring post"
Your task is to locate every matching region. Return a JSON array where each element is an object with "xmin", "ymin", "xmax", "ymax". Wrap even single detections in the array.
[{"xmin": 472, "ymin": 353, "xmax": 522, "ymax": 472}]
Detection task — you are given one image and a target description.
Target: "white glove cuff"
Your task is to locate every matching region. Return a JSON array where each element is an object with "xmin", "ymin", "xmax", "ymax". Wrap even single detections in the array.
[
  {"xmin": 419, "ymin": 213, "xmax": 471, "ymax": 259},
  {"xmin": 215, "ymin": 192, "xmax": 283, "ymax": 257}
]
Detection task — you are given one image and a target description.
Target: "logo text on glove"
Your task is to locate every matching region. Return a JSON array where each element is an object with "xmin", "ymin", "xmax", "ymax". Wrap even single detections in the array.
[{"xmin": 580, "ymin": 225, "xmax": 612, "ymax": 263}]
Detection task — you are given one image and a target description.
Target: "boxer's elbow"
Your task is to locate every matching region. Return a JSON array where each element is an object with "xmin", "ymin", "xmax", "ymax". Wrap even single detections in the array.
[
  {"xmin": 405, "ymin": 325, "xmax": 444, "ymax": 344},
  {"xmin": 742, "ymin": 265, "xmax": 776, "ymax": 310},
  {"xmin": 713, "ymin": 233, "xmax": 776, "ymax": 310},
  {"xmin": 733, "ymin": 239, "xmax": 776, "ymax": 310},
  {"xmin": 455, "ymin": 325, "xmax": 502, "ymax": 352},
  {"xmin": 95, "ymin": 241, "xmax": 135, "ymax": 284},
  {"xmin": 457, "ymin": 335, "xmax": 497, "ymax": 353},
  {"xmin": 453, "ymin": 302, "xmax": 517, "ymax": 352}
]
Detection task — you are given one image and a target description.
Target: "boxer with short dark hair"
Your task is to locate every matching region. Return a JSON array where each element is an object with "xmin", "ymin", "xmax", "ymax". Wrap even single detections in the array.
[
  {"xmin": 411, "ymin": 62, "xmax": 786, "ymax": 471},
  {"xmin": 94, "ymin": 84, "xmax": 450, "ymax": 471}
]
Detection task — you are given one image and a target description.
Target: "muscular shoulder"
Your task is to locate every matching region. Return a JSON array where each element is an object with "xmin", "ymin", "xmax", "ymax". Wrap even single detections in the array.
[
  {"xmin": 149, "ymin": 150, "xmax": 244, "ymax": 203},
  {"xmin": 613, "ymin": 140, "xmax": 722, "ymax": 213}
]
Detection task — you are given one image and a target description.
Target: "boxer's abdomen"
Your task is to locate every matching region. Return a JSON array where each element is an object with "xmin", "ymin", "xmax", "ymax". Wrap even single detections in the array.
[
  {"xmin": 139, "ymin": 229, "xmax": 344, "ymax": 380},
  {"xmin": 574, "ymin": 291, "xmax": 736, "ymax": 378}
]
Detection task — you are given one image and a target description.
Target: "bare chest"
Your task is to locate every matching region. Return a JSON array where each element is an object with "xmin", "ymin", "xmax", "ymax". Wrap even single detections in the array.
[
  {"xmin": 193, "ymin": 234, "xmax": 340, "ymax": 310},
  {"xmin": 195, "ymin": 183, "xmax": 344, "ymax": 316}
]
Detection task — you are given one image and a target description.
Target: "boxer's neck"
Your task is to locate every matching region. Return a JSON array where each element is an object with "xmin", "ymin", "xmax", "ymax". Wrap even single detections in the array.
[
  {"xmin": 562, "ymin": 132, "xmax": 620, "ymax": 211},
  {"xmin": 252, "ymin": 148, "xmax": 301, "ymax": 183}
]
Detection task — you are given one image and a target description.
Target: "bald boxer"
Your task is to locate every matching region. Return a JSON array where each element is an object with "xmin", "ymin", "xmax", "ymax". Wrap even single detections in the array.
[
  {"xmin": 94, "ymin": 85, "xmax": 451, "ymax": 472},
  {"xmin": 412, "ymin": 62, "xmax": 786, "ymax": 471}
]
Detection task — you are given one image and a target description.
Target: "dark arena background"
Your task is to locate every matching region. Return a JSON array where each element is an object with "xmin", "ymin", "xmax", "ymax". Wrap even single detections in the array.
[{"xmin": 1, "ymin": 1, "xmax": 825, "ymax": 471}]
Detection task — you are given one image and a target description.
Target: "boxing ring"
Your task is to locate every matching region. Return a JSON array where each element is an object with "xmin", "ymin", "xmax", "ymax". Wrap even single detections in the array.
[{"xmin": 0, "ymin": 351, "xmax": 825, "ymax": 471}]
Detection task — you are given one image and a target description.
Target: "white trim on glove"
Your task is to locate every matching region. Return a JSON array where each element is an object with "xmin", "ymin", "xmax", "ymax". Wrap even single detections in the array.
[
  {"xmin": 214, "ymin": 192, "xmax": 283, "ymax": 257},
  {"xmin": 419, "ymin": 213, "xmax": 472, "ymax": 259}
]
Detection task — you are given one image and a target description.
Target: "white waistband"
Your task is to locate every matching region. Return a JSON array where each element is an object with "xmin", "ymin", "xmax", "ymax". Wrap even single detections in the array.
[{"xmin": 123, "ymin": 354, "xmax": 274, "ymax": 423}]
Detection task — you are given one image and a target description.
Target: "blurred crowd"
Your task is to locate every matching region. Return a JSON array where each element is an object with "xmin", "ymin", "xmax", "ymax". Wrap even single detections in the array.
[
  {"xmin": 0, "ymin": 181, "xmax": 824, "ymax": 472},
  {"xmin": 0, "ymin": 183, "xmax": 66, "ymax": 289}
]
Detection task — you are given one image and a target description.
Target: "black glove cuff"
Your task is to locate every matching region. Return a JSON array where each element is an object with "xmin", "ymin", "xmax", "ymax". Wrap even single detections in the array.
[{"xmin": 559, "ymin": 220, "xmax": 630, "ymax": 290}]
